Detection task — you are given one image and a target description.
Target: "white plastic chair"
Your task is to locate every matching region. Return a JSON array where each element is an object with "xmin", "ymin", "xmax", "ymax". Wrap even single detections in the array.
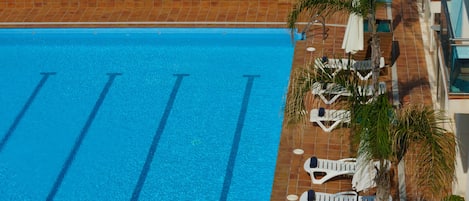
[
  {"xmin": 314, "ymin": 57, "xmax": 385, "ymax": 80},
  {"xmin": 311, "ymin": 82, "xmax": 350, "ymax": 104},
  {"xmin": 303, "ymin": 156, "xmax": 357, "ymax": 184},
  {"xmin": 314, "ymin": 58, "xmax": 351, "ymax": 77},
  {"xmin": 311, "ymin": 82, "xmax": 387, "ymax": 105},
  {"xmin": 351, "ymin": 57, "xmax": 385, "ymax": 80},
  {"xmin": 310, "ymin": 108, "xmax": 351, "ymax": 132},
  {"xmin": 299, "ymin": 189, "xmax": 358, "ymax": 201},
  {"xmin": 299, "ymin": 190, "xmax": 392, "ymax": 201}
]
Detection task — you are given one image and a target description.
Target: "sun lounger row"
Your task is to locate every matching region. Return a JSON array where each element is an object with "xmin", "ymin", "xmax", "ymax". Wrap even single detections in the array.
[
  {"xmin": 312, "ymin": 82, "xmax": 386, "ymax": 104},
  {"xmin": 300, "ymin": 190, "xmax": 358, "ymax": 201},
  {"xmin": 300, "ymin": 156, "xmax": 392, "ymax": 201},
  {"xmin": 314, "ymin": 57, "xmax": 385, "ymax": 80},
  {"xmin": 299, "ymin": 190, "xmax": 391, "ymax": 201},
  {"xmin": 309, "ymin": 80, "xmax": 387, "ymax": 132}
]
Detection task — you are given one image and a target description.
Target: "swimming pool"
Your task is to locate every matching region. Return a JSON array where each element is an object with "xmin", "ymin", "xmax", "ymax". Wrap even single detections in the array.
[{"xmin": 0, "ymin": 28, "xmax": 296, "ymax": 200}]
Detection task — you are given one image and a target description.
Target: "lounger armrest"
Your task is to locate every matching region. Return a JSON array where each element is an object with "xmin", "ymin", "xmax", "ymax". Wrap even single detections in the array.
[
  {"xmin": 338, "ymin": 158, "xmax": 357, "ymax": 163},
  {"xmin": 335, "ymin": 191, "xmax": 358, "ymax": 196}
]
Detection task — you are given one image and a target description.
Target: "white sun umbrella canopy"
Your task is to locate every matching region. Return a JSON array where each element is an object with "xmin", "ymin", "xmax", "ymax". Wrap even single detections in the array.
[{"xmin": 341, "ymin": 0, "xmax": 364, "ymax": 54}]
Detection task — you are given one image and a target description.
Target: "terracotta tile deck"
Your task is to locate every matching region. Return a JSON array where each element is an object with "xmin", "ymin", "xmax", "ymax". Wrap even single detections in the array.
[{"xmin": 0, "ymin": 0, "xmax": 432, "ymax": 200}]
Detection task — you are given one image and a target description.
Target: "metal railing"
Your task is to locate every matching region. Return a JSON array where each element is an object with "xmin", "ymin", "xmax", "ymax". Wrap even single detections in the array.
[
  {"xmin": 438, "ymin": 0, "xmax": 469, "ymax": 95},
  {"xmin": 300, "ymin": 14, "xmax": 327, "ymax": 42}
]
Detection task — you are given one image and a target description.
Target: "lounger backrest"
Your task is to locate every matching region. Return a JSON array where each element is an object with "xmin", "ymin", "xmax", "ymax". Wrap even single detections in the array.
[
  {"xmin": 315, "ymin": 192, "xmax": 358, "ymax": 201},
  {"xmin": 318, "ymin": 159, "xmax": 356, "ymax": 171},
  {"xmin": 352, "ymin": 57, "xmax": 385, "ymax": 70},
  {"xmin": 328, "ymin": 58, "xmax": 353, "ymax": 70},
  {"xmin": 326, "ymin": 83, "xmax": 348, "ymax": 94},
  {"xmin": 352, "ymin": 60, "xmax": 372, "ymax": 71},
  {"xmin": 329, "ymin": 110, "xmax": 351, "ymax": 122},
  {"xmin": 330, "ymin": 110, "xmax": 348, "ymax": 119}
]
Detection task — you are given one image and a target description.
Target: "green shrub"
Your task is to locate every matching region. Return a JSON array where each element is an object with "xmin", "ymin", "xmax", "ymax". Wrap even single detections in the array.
[{"xmin": 443, "ymin": 195, "xmax": 465, "ymax": 201}]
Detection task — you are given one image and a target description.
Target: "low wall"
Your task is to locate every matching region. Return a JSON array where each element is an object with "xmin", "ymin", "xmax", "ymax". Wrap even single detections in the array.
[{"xmin": 0, "ymin": 0, "xmax": 296, "ymax": 8}]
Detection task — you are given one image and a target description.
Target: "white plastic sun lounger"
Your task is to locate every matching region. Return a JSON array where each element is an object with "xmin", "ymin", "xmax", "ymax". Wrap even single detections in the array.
[
  {"xmin": 314, "ymin": 58, "xmax": 351, "ymax": 77},
  {"xmin": 314, "ymin": 57, "xmax": 385, "ymax": 80},
  {"xmin": 310, "ymin": 108, "xmax": 351, "ymax": 132},
  {"xmin": 300, "ymin": 190, "xmax": 358, "ymax": 201},
  {"xmin": 312, "ymin": 82, "xmax": 387, "ymax": 104},
  {"xmin": 311, "ymin": 82, "xmax": 350, "ymax": 104},
  {"xmin": 304, "ymin": 156, "xmax": 392, "ymax": 187},
  {"xmin": 303, "ymin": 156, "xmax": 357, "ymax": 184},
  {"xmin": 300, "ymin": 190, "xmax": 391, "ymax": 201},
  {"xmin": 351, "ymin": 57, "xmax": 385, "ymax": 80}
]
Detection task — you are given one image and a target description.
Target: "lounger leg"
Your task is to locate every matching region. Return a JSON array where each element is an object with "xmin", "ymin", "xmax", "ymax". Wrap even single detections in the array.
[
  {"xmin": 356, "ymin": 71, "xmax": 373, "ymax": 80},
  {"xmin": 327, "ymin": 120, "xmax": 343, "ymax": 132},
  {"xmin": 315, "ymin": 121, "xmax": 332, "ymax": 132},
  {"xmin": 319, "ymin": 94, "xmax": 342, "ymax": 104}
]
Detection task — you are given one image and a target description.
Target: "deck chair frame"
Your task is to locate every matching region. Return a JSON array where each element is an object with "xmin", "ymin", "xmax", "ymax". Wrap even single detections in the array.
[
  {"xmin": 303, "ymin": 156, "xmax": 357, "ymax": 184},
  {"xmin": 310, "ymin": 109, "xmax": 351, "ymax": 132}
]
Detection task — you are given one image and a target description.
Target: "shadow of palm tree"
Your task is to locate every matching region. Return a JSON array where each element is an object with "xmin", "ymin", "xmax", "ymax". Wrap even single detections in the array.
[
  {"xmin": 398, "ymin": 77, "xmax": 430, "ymax": 104},
  {"xmin": 392, "ymin": 13, "xmax": 402, "ymax": 31},
  {"xmin": 392, "ymin": 0, "xmax": 422, "ymax": 29}
]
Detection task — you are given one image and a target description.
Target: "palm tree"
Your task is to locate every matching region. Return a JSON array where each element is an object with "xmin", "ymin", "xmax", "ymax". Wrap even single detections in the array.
[
  {"xmin": 287, "ymin": 0, "xmax": 382, "ymax": 93},
  {"xmin": 351, "ymin": 94, "xmax": 393, "ymax": 200},
  {"xmin": 287, "ymin": 1, "xmax": 456, "ymax": 200},
  {"xmin": 344, "ymin": 82, "xmax": 456, "ymax": 200},
  {"xmin": 392, "ymin": 104, "xmax": 456, "ymax": 200},
  {"xmin": 284, "ymin": 61, "xmax": 456, "ymax": 200}
]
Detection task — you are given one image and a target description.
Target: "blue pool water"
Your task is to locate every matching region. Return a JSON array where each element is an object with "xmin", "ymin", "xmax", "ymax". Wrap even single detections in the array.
[{"xmin": 0, "ymin": 28, "xmax": 296, "ymax": 200}]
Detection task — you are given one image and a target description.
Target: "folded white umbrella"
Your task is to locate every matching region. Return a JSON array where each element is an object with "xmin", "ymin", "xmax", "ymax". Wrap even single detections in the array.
[
  {"xmin": 341, "ymin": 0, "xmax": 364, "ymax": 54},
  {"xmin": 352, "ymin": 154, "xmax": 377, "ymax": 192}
]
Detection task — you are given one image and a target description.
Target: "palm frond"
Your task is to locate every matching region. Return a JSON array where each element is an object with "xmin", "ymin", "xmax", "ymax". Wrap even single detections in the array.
[
  {"xmin": 353, "ymin": 94, "xmax": 393, "ymax": 160},
  {"xmin": 287, "ymin": 0, "xmax": 368, "ymax": 32},
  {"xmin": 284, "ymin": 64, "xmax": 316, "ymax": 126},
  {"xmin": 395, "ymin": 106, "xmax": 456, "ymax": 199}
]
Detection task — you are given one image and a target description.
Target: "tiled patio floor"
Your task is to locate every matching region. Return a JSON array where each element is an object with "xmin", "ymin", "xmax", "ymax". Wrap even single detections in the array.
[{"xmin": 0, "ymin": 0, "xmax": 432, "ymax": 200}]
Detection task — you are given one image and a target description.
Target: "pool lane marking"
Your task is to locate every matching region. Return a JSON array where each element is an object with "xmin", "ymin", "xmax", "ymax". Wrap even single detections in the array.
[
  {"xmin": 0, "ymin": 72, "xmax": 56, "ymax": 153},
  {"xmin": 131, "ymin": 73, "xmax": 189, "ymax": 201},
  {"xmin": 219, "ymin": 75, "xmax": 260, "ymax": 201},
  {"xmin": 46, "ymin": 73, "xmax": 121, "ymax": 201}
]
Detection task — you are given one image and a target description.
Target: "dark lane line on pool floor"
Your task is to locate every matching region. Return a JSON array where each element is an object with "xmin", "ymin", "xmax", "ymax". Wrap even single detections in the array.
[
  {"xmin": 46, "ymin": 73, "xmax": 121, "ymax": 201},
  {"xmin": 131, "ymin": 73, "xmax": 189, "ymax": 201},
  {"xmin": 219, "ymin": 74, "xmax": 260, "ymax": 201},
  {"xmin": 0, "ymin": 72, "xmax": 56, "ymax": 153}
]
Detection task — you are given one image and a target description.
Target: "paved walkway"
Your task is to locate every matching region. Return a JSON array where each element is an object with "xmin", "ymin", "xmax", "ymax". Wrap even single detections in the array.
[{"xmin": 0, "ymin": 0, "xmax": 432, "ymax": 200}]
